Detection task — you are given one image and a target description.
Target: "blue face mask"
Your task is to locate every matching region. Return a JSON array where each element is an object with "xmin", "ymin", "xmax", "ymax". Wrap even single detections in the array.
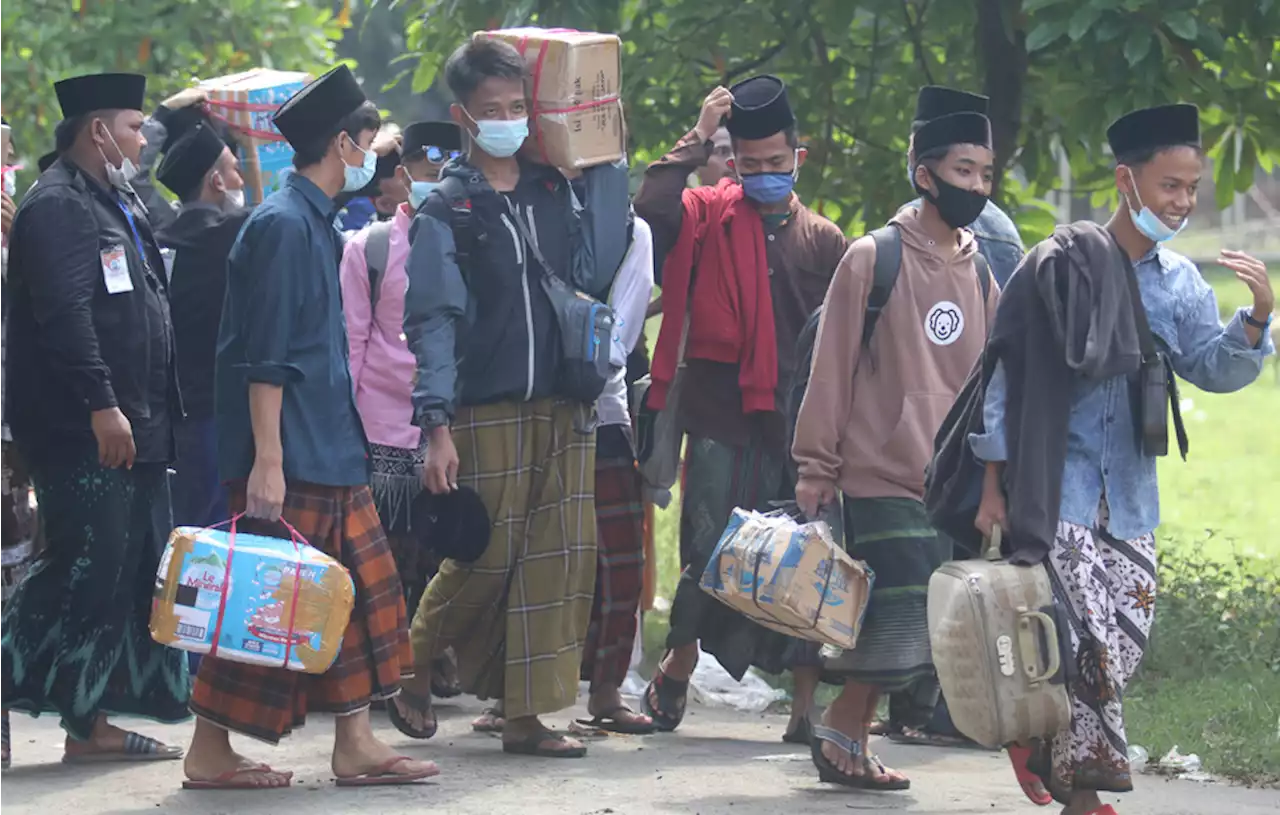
[
  {"xmin": 408, "ymin": 179, "xmax": 440, "ymax": 210},
  {"xmin": 466, "ymin": 110, "xmax": 529, "ymax": 158},
  {"xmin": 741, "ymin": 172, "xmax": 795, "ymax": 204},
  {"xmin": 1124, "ymin": 167, "xmax": 1187, "ymax": 243},
  {"xmin": 342, "ymin": 137, "xmax": 377, "ymax": 192}
]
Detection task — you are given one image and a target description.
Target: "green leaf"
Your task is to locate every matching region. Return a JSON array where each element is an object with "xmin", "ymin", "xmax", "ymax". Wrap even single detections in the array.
[
  {"xmin": 1022, "ymin": 0, "xmax": 1062, "ymax": 12},
  {"xmin": 1026, "ymin": 20, "xmax": 1068, "ymax": 53},
  {"xmin": 1093, "ymin": 15, "xmax": 1125, "ymax": 42},
  {"xmin": 1123, "ymin": 29, "xmax": 1152, "ymax": 65},
  {"xmin": 1165, "ymin": 12, "xmax": 1197, "ymax": 41},
  {"xmin": 1068, "ymin": 7, "xmax": 1101, "ymax": 42},
  {"xmin": 1197, "ymin": 26, "xmax": 1226, "ymax": 60}
]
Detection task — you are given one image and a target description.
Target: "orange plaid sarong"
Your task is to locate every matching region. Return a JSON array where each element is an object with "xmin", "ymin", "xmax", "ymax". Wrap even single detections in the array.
[{"xmin": 189, "ymin": 481, "xmax": 410, "ymax": 743}]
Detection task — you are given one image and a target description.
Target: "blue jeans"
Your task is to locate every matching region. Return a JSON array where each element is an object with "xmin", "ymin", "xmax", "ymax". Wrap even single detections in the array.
[{"xmin": 171, "ymin": 417, "xmax": 227, "ymax": 675}]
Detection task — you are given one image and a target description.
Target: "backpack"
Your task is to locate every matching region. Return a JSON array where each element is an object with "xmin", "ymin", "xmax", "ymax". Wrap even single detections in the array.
[
  {"xmin": 785, "ymin": 224, "xmax": 992, "ymax": 457},
  {"xmin": 363, "ymin": 219, "xmax": 394, "ymax": 310}
]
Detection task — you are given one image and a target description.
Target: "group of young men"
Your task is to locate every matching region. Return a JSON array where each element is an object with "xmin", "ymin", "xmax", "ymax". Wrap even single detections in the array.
[{"xmin": 0, "ymin": 32, "xmax": 1275, "ymax": 815}]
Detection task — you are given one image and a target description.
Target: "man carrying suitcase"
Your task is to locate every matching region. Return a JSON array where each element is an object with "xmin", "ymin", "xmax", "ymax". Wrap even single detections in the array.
[
  {"xmin": 969, "ymin": 104, "xmax": 1273, "ymax": 814},
  {"xmin": 792, "ymin": 99, "xmax": 1000, "ymax": 790}
]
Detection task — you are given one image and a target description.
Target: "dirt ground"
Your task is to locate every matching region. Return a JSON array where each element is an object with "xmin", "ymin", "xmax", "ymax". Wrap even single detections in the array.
[{"xmin": 2, "ymin": 695, "xmax": 1276, "ymax": 814}]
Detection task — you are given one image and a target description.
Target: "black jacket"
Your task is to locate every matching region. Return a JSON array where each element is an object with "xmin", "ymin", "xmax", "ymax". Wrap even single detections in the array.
[
  {"xmin": 926, "ymin": 222, "xmax": 1142, "ymax": 563},
  {"xmin": 4, "ymin": 157, "xmax": 180, "ymax": 462},
  {"xmin": 157, "ymin": 203, "xmax": 250, "ymax": 420}
]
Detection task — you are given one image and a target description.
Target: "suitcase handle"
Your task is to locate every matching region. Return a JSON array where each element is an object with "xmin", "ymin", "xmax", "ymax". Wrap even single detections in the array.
[
  {"xmin": 1017, "ymin": 609, "xmax": 1061, "ymax": 685},
  {"xmin": 983, "ymin": 523, "xmax": 1003, "ymax": 562}
]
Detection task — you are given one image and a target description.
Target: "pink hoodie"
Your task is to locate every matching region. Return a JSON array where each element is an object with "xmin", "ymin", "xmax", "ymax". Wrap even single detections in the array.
[{"xmin": 340, "ymin": 203, "xmax": 420, "ymax": 451}]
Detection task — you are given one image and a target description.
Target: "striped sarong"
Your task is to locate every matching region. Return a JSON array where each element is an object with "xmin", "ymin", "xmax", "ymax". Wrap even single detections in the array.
[
  {"xmin": 409, "ymin": 398, "xmax": 596, "ymax": 719},
  {"xmin": 189, "ymin": 481, "xmax": 410, "ymax": 743},
  {"xmin": 824, "ymin": 496, "xmax": 947, "ymax": 691}
]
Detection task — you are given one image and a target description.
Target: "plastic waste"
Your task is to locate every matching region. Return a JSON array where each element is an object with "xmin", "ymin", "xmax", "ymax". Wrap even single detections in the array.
[
  {"xmin": 1151, "ymin": 746, "xmax": 1212, "ymax": 782},
  {"xmin": 688, "ymin": 649, "xmax": 786, "ymax": 713},
  {"xmin": 1127, "ymin": 744, "xmax": 1148, "ymax": 772}
]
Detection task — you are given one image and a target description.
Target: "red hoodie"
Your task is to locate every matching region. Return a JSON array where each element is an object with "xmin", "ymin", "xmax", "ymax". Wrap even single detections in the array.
[{"xmin": 650, "ymin": 179, "xmax": 778, "ymax": 413}]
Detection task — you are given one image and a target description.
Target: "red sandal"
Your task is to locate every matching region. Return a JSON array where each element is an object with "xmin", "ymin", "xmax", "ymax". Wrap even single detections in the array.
[
  {"xmin": 1007, "ymin": 744, "xmax": 1053, "ymax": 806},
  {"xmin": 1086, "ymin": 807, "xmax": 1118, "ymax": 815}
]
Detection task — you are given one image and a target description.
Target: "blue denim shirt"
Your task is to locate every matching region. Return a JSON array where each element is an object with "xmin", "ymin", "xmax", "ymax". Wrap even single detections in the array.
[
  {"xmin": 216, "ymin": 173, "xmax": 369, "ymax": 487},
  {"xmin": 909, "ymin": 198, "xmax": 1024, "ymax": 287},
  {"xmin": 970, "ymin": 245, "xmax": 1274, "ymax": 540}
]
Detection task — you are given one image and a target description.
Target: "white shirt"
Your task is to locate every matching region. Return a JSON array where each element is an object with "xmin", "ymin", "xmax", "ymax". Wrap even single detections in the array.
[{"xmin": 597, "ymin": 216, "xmax": 655, "ymax": 427}]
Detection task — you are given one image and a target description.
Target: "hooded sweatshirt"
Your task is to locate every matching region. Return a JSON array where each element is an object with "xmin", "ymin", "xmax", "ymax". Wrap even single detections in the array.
[{"xmin": 792, "ymin": 205, "xmax": 999, "ymax": 501}]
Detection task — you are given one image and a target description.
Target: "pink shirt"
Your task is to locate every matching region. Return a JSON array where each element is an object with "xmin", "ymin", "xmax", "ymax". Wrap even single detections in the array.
[{"xmin": 340, "ymin": 204, "xmax": 420, "ymax": 450}]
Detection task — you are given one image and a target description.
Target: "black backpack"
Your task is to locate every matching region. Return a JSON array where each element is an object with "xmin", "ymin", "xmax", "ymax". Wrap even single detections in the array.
[{"xmin": 785, "ymin": 224, "xmax": 991, "ymax": 456}]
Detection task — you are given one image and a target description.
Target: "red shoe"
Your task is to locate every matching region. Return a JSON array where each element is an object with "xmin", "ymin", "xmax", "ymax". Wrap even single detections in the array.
[{"xmin": 1007, "ymin": 744, "xmax": 1053, "ymax": 806}]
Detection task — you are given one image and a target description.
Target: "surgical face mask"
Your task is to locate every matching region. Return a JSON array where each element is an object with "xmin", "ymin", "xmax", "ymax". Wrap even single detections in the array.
[
  {"xmin": 740, "ymin": 150, "xmax": 800, "ymax": 204},
  {"xmin": 342, "ymin": 135, "xmax": 377, "ymax": 192},
  {"xmin": 97, "ymin": 121, "xmax": 139, "ymax": 190},
  {"xmin": 916, "ymin": 167, "xmax": 987, "ymax": 229},
  {"xmin": 464, "ymin": 109, "xmax": 529, "ymax": 158},
  {"xmin": 1124, "ymin": 167, "xmax": 1187, "ymax": 243},
  {"xmin": 407, "ymin": 177, "xmax": 440, "ymax": 210},
  {"xmin": 224, "ymin": 187, "xmax": 246, "ymax": 210}
]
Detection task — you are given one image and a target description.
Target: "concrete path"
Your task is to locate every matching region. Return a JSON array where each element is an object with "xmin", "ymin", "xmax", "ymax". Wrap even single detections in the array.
[{"xmin": 2, "ymin": 696, "xmax": 1275, "ymax": 814}]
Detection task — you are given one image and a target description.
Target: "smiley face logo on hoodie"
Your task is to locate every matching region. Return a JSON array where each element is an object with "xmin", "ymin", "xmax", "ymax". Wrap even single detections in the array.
[{"xmin": 925, "ymin": 301, "xmax": 964, "ymax": 346}]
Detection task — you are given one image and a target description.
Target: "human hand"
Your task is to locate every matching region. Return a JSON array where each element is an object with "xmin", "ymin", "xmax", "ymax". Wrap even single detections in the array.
[
  {"xmin": 1218, "ymin": 249, "xmax": 1274, "ymax": 317},
  {"xmin": 795, "ymin": 477, "xmax": 836, "ymax": 521},
  {"xmin": 423, "ymin": 426, "xmax": 459, "ymax": 495},
  {"xmin": 694, "ymin": 86, "xmax": 734, "ymax": 144},
  {"xmin": 1, "ymin": 192, "xmax": 14, "ymax": 237},
  {"xmin": 90, "ymin": 407, "xmax": 136, "ymax": 469},
  {"xmin": 372, "ymin": 130, "xmax": 403, "ymax": 158},
  {"xmin": 974, "ymin": 469, "xmax": 1008, "ymax": 541},
  {"xmin": 162, "ymin": 87, "xmax": 208, "ymax": 111},
  {"xmin": 246, "ymin": 457, "xmax": 286, "ymax": 521}
]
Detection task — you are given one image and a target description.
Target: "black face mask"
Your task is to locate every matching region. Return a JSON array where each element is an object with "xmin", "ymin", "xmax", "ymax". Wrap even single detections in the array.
[{"xmin": 917, "ymin": 167, "xmax": 988, "ymax": 229}]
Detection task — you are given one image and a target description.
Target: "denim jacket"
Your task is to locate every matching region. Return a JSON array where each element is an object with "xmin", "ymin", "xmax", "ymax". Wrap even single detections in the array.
[{"xmin": 971, "ymin": 245, "xmax": 1273, "ymax": 540}]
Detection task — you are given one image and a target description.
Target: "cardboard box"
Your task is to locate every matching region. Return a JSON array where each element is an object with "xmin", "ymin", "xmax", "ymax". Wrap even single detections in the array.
[
  {"xmin": 699, "ymin": 509, "xmax": 873, "ymax": 649},
  {"xmin": 475, "ymin": 28, "xmax": 625, "ymax": 169},
  {"xmin": 151, "ymin": 525, "xmax": 355, "ymax": 674},
  {"xmin": 200, "ymin": 69, "xmax": 310, "ymax": 204}
]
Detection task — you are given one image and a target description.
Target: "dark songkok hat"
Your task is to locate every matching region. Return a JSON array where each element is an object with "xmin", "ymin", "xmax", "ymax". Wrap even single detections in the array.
[
  {"xmin": 403, "ymin": 121, "xmax": 463, "ymax": 159},
  {"xmin": 272, "ymin": 65, "xmax": 368, "ymax": 149},
  {"xmin": 914, "ymin": 86, "xmax": 989, "ymax": 124},
  {"xmin": 725, "ymin": 75, "xmax": 795, "ymax": 141},
  {"xmin": 157, "ymin": 124, "xmax": 227, "ymax": 199},
  {"xmin": 54, "ymin": 73, "xmax": 146, "ymax": 119},
  {"xmin": 1106, "ymin": 104, "xmax": 1200, "ymax": 158},
  {"xmin": 913, "ymin": 111, "xmax": 993, "ymax": 155}
]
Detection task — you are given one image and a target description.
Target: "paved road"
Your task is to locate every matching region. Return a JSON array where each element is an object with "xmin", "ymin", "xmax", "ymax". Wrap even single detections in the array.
[{"xmin": 3, "ymin": 696, "xmax": 1276, "ymax": 814}]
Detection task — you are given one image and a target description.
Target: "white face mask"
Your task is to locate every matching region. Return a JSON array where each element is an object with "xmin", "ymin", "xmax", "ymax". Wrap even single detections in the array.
[
  {"xmin": 224, "ymin": 187, "xmax": 246, "ymax": 210},
  {"xmin": 97, "ymin": 121, "xmax": 139, "ymax": 190}
]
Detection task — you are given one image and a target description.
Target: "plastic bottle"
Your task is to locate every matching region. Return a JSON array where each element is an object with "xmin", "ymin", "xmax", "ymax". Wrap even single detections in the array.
[{"xmin": 1127, "ymin": 744, "xmax": 1148, "ymax": 772}]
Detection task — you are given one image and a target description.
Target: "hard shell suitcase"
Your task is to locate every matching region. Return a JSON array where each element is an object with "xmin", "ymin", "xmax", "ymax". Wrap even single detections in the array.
[{"xmin": 927, "ymin": 526, "xmax": 1071, "ymax": 749}]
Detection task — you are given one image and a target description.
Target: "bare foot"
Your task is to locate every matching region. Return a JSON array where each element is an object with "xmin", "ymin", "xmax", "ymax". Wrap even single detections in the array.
[
  {"xmin": 588, "ymin": 686, "xmax": 653, "ymax": 729},
  {"xmin": 504, "ymin": 716, "xmax": 586, "ymax": 757},
  {"xmin": 472, "ymin": 704, "xmax": 505, "ymax": 732},
  {"xmin": 658, "ymin": 644, "xmax": 698, "ymax": 682},
  {"xmin": 184, "ymin": 748, "xmax": 291, "ymax": 788},
  {"xmin": 389, "ymin": 674, "xmax": 437, "ymax": 738},
  {"xmin": 64, "ymin": 719, "xmax": 182, "ymax": 759},
  {"xmin": 331, "ymin": 732, "xmax": 437, "ymax": 781}
]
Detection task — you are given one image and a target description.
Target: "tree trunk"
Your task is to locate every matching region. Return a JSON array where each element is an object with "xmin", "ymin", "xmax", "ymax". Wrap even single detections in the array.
[{"xmin": 975, "ymin": 0, "xmax": 1027, "ymax": 202}]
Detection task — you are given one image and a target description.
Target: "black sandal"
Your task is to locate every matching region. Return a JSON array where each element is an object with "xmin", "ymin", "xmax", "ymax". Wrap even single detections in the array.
[
  {"xmin": 502, "ymin": 729, "xmax": 587, "ymax": 758},
  {"xmin": 782, "ymin": 716, "xmax": 812, "ymax": 745},
  {"xmin": 574, "ymin": 706, "xmax": 657, "ymax": 735},
  {"xmin": 640, "ymin": 668, "xmax": 689, "ymax": 733},
  {"xmin": 387, "ymin": 687, "xmax": 438, "ymax": 740},
  {"xmin": 810, "ymin": 718, "xmax": 911, "ymax": 790}
]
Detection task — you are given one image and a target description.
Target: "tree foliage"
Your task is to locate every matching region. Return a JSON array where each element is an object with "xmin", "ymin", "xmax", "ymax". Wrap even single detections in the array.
[
  {"xmin": 402, "ymin": 0, "xmax": 1280, "ymax": 242},
  {"xmin": 1, "ymin": 0, "xmax": 349, "ymax": 177}
]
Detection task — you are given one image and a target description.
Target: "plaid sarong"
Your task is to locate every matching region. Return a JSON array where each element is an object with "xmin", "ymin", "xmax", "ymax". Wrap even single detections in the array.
[
  {"xmin": 189, "ymin": 481, "xmax": 410, "ymax": 743},
  {"xmin": 410, "ymin": 398, "xmax": 596, "ymax": 719},
  {"xmin": 581, "ymin": 456, "xmax": 644, "ymax": 690}
]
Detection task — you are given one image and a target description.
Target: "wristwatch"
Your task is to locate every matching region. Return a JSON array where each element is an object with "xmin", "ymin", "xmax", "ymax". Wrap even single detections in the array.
[
  {"xmin": 419, "ymin": 409, "xmax": 450, "ymax": 432},
  {"xmin": 1244, "ymin": 311, "xmax": 1273, "ymax": 330}
]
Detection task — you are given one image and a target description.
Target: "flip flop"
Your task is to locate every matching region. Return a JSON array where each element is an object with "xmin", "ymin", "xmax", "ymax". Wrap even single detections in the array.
[
  {"xmin": 472, "ymin": 707, "xmax": 505, "ymax": 733},
  {"xmin": 1008, "ymin": 744, "xmax": 1053, "ymax": 806},
  {"xmin": 2, "ymin": 712, "xmax": 10, "ymax": 770},
  {"xmin": 782, "ymin": 717, "xmax": 812, "ymax": 745},
  {"xmin": 182, "ymin": 765, "xmax": 293, "ymax": 790},
  {"xmin": 502, "ymin": 729, "xmax": 587, "ymax": 759},
  {"xmin": 388, "ymin": 687, "xmax": 438, "ymax": 740},
  {"xmin": 888, "ymin": 725, "xmax": 980, "ymax": 749},
  {"xmin": 810, "ymin": 718, "xmax": 910, "ymax": 791},
  {"xmin": 868, "ymin": 719, "xmax": 893, "ymax": 737},
  {"xmin": 640, "ymin": 667, "xmax": 688, "ymax": 732},
  {"xmin": 1085, "ymin": 808, "xmax": 1118, "ymax": 815},
  {"xmin": 574, "ymin": 706, "xmax": 657, "ymax": 735},
  {"xmin": 335, "ymin": 756, "xmax": 440, "ymax": 787},
  {"xmin": 63, "ymin": 732, "xmax": 184, "ymax": 764}
]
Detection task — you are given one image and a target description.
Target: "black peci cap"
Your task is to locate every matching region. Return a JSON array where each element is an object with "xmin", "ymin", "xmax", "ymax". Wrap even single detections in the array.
[
  {"xmin": 912, "ymin": 111, "xmax": 993, "ymax": 155},
  {"xmin": 914, "ymin": 86, "xmax": 989, "ymax": 124},
  {"xmin": 54, "ymin": 73, "xmax": 146, "ymax": 119},
  {"xmin": 272, "ymin": 65, "xmax": 368, "ymax": 149},
  {"xmin": 409, "ymin": 486, "xmax": 492, "ymax": 563},
  {"xmin": 1106, "ymin": 103, "xmax": 1200, "ymax": 158},
  {"xmin": 157, "ymin": 123, "xmax": 228, "ymax": 199},
  {"xmin": 725, "ymin": 75, "xmax": 795, "ymax": 141},
  {"xmin": 403, "ymin": 121, "xmax": 463, "ymax": 159}
]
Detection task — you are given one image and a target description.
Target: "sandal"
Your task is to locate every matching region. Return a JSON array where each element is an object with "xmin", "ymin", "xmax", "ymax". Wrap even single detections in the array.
[
  {"xmin": 640, "ymin": 667, "xmax": 688, "ymax": 732},
  {"xmin": 63, "ymin": 731, "xmax": 184, "ymax": 764},
  {"xmin": 182, "ymin": 764, "xmax": 293, "ymax": 790},
  {"xmin": 2, "ymin": 711, "xmax": 10, "ymax": 770},
  {"xmin": 1007, "ymin": 744, "xmax": 1053, "ymax": 806},
  {"xmin": 868, "ymin": 719, "xmax": 893, "ymax": 737},
  {"xmin": 810, "ymin": 718, "xmax": 910, "ymax": 790},
  {"xmin": 574, "ymin": 706, "xmax": 656, "ymax": 735},
  {"xmin": 431, "ymin": 652, "xmax": 462, "ymax": 699},
  {"xmin": 472, "ymin": 707, "xmax": 505, "ymax": 733},
  {"xmin": 889, "ymin": 725, "xmax": 977, "ymax": 749},
  {"xmin": 388, "ymin": 687, "xmax": 438, "ymax": 740},
  {"xmin": 335, "ymin": 756, "xmax": 440, "ymax": 787},
  {"xmin": 782, "ymin": 717, "xmax": 812, "ymax": 745},
  {"xmin": 503, "ymin": 729, "xmax": 587, "ymax": 759}
]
